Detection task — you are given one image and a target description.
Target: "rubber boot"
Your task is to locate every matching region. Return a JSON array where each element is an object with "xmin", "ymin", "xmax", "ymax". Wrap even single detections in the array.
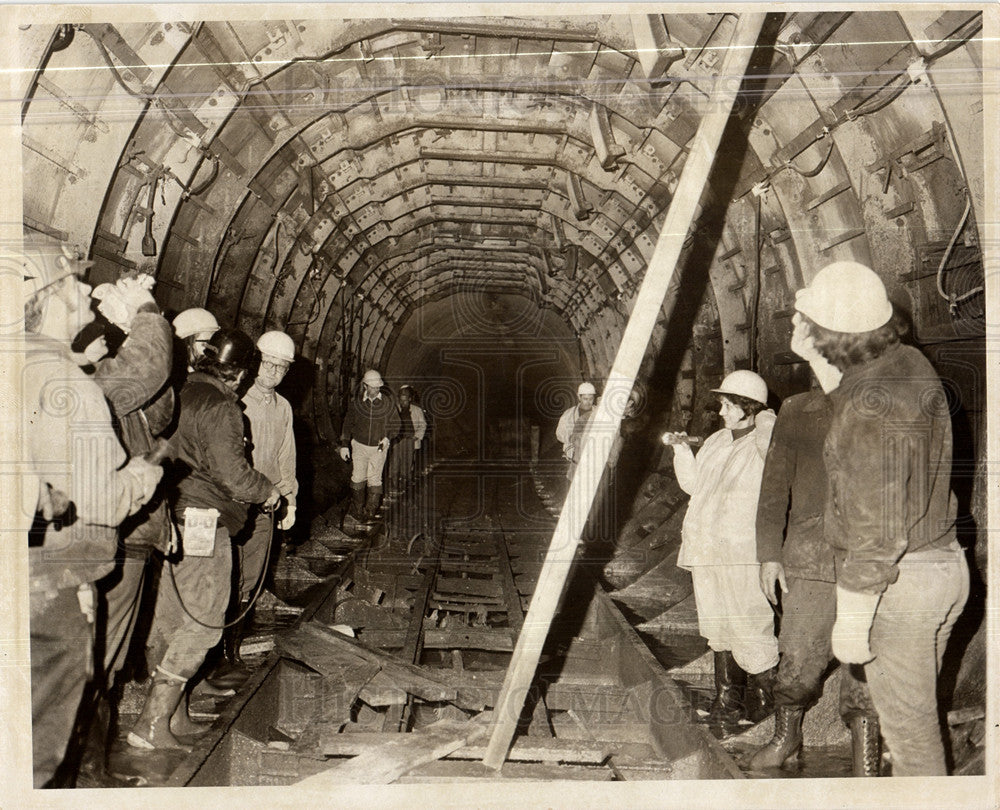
[
  {"xmin": 126, "ymin": 673, "xmax": 192, "ymax": 752},
  {"xmin": 744, "ymin": 665, "xmax": 777, "ymax": 724},
  {"xmin": 76, "ymin": 692, "xmax": 113, "ymax": 785},
  {"xmin": 169, "ymin": 689, "xmax": 213, "ymax": 746},
  {"xmin": 849, "ymin": 714, "xmax": 882, "ymax": 776},
  {"xmin": 706, "ymin": 651, "xmax": 746, "ymax": 734},
  {"xmin": 223, "ymin": 608, "xmax": 246, "ymax": 666},
  {"xmin": 208, "ymin": 603, "xmax": 251, "ymax": 690},
  {"xmin": 745, "ymin": 705, "xmax": 804, "ymax": 770},
  {"xmin": 349, "ymin": 482, "xmax": 367, "ymax": 520},
  {"xmin": 364, "ymin": 486, "xmax": 383, "ymax": 521}
]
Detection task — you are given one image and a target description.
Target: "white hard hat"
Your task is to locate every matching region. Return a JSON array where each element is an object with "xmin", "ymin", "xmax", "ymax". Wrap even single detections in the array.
[
  {"xmin": 577, "ymin": 382, "xmax": 596, "ymax": 396},
  {"xmin": 173, "ymin": 307, "xmax": 219, "ymax": 339},
  {"xmin": 362, "ymin": 369, "xmax": 383, "ymax": 387},
  {"xmin": 712, "ymin": 370, "xmax": 768, "ymax": 405},
  {"xmin": 794, "ymin": 261, "xmax": 892, "ymax": 333},
  {"xmin": 256, "ymin": 330, "xmax": 295, "ymax": 363}
]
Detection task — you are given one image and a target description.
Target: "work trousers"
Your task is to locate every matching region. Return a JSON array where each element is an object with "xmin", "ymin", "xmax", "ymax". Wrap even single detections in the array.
[
  {"xmin": 146, "ymin": 526, "xmax": 231, "ymax": 681},
  {"xmin": 97, "ymin": 546, "xmax": 149, "ymax": 689},
  {"xmin": 690, "ymin": 564, "xmax": 779, "ymax": 675},
  {"xmin": 350, "ymin": 439, "xmax": 388, "ymax": 487},
  {"xmin": 773, "ymin": 577, "xmax": 874, "ymax": 718},
  {"xmin": 387, "ymin": 436, "xmax": 416, "ymax": 487},
  {"xmin": 30, "ymin": 585, "xmax": 93, "ymax": 787},
  {"xmin": 866, "ymin": 541, "xmax": 969, "ymax": 776},
  {"xmin": 236, "ymin": 512, "xmax": 273, "ymax": 604}
]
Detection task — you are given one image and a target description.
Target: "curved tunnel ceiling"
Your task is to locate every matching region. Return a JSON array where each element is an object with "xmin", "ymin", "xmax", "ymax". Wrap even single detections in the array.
[{"xmin": 18, "ymin": 10, "xmax": 986, "ymax": 440}]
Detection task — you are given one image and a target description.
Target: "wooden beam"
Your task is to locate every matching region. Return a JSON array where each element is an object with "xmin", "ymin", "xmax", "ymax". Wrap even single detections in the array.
[
  {"xmin": 278, "ymin": 622, "xmax": 457, "ymax": 703},
  {"xmin": 295, "ymin": 713, "xmax": 492, "ymax": 786},
  {"xmin": 309, "ymin": 732, "xmax": 609, "ymax": 764},
  {"xmin": 382, "ymin": 566, "xmax": 436, "ymax": 731},
  {"xmin": 481, "ymin": 12, "xmax": 768, "ymax": 769}
]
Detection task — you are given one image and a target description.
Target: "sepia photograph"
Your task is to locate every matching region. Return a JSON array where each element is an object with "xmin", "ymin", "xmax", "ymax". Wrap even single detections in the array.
[{"xmin": 1, "ymin": 4, "xmax": 995, "ymax": 807}]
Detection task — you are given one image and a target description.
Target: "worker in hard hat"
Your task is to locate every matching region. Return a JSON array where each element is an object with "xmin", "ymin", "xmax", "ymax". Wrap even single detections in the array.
[
  {"xmin": 224, "ymin": 330, "xmax": 299, "ymax": 667},
  {"xmin": 746, "ymin": 381, "xmax": 881, "ymax": 776},
  {"xmin": 132, "ymin": 328, "xmax": 279, "ymax": 752},
  {"xmin": 18, "ymin": 237, "xmax": 163, "ymax": 786},
  {"xmin": 338, "ymin": 370, "xmax": 401, "ymax": 521},
  {"xmin": 386, "ymin": 384, "xmax": 426, "ymax": 496},
  {"xmin": 555, "ymin": 382, "xmax": 597, "ymax": 481},
  {"xmin": 662, "ymin": 369, "xmax": 779, "ymax": 736},
  {"xmin": 791, "ymin": 261, "xmax": 968, "ymax": 776},
  {"xmin": 76, "ymin": 270, "xmax": 179, "ymax": 783},
  {"xmin": 172, "ymin": 307, "xmax": 219, "ymax": 370}
]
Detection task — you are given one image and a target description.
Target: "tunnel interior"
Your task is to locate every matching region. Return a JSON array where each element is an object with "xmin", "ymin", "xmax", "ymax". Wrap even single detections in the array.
[
  {"xmin": 15, "ymin": 7, "xmax": 987, "ymax": 578},
  {"xmin": 10, "ymin": 8, "xmax": 990, "ymax": 784},
  {"xmin": 16, "ymin": 12, "xmax": 985, "ymax": 458}
]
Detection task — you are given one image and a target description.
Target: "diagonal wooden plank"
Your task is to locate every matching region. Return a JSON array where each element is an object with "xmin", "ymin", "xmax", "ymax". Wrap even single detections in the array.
[
  {"xmin": 280, "ymin": 622, "xmax": 457, "ymax": 703},
  {"xmin": 481, "ymin": 12, "xmax": 768, "ymax": 769},
  {"xmin": 295, "ymin": 713, "xmax": 493, "ymax": 786}
]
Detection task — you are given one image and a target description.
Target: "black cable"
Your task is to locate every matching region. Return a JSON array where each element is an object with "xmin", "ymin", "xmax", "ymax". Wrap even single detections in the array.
[
  {"xmin": 77, "ymin": 24, "xmax": 148, "ymax": 100},
  {"xmin": 167, "ymin": 508, "xmax": 276, "ymax": 630},
  {"xmin": 749, "ymin": 192, "xmax": 762, "ymax": 372},
  {"xmin": 186, "ymin": 154, "xmax": 220, "ymax": 197}
]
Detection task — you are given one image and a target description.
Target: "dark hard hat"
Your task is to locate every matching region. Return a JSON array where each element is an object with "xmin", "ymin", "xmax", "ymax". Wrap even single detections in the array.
[{"xmin": 204, "ymin": 327, "xmax": 255, "ymax": 370}]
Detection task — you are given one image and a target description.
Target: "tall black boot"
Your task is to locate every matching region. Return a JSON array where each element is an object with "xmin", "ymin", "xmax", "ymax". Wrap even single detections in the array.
[
  {"xmin": 349, "ymin": 482, "xmax": 366, "ymax": 519},
  {"xmin": 706, "ymin": 651, "xmax": 746, "ymax": 734},
  {"xmin": 208, "ymin": 602, "xmax": 251, "ymax": 690},
  {"xmin": 745, "ymin": 705, "xmax": 804, "ymax": 770},
  {"xmin": 744, "ymin": 665, "xmax": 777, "ymax": 724},
  {"xmin": 364, "ymin": 486, "xmax": 383, "ymax": 520},
  {"xmin": 76, "ymin": 691, "xmax": 113, "ymax": 785},
  {"xmin": 849, "ymin": 714, "xmax": 882, "ymax": 776}
]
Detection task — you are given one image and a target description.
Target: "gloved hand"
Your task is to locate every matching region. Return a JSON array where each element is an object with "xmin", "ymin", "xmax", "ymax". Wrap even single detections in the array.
[
  {"xmin": 83, "ymin": 336, "xmax": 108, "ymax": 364},
  {"xmin": 831, "ymin": 585, "xmax": 881, "ymax": 664},
  {"xmin": 414, "ymin": 438, "xmax": 421, "ymax": 450},
  {"xmin": 377, "ymin": 437, "xmax": 389, "ymax": 452},
  {"xmin": 278, "ymin": 504, "xmax": 296, "ymax": 531},
  {"xmin": 790, "ymin": 314, "xmax": 843, "ymax": 393},
  {"xmin": 262, "ymin": 485, "xmax": 281, "ymax": 511},
  {"xmin": 124, "ymin": 456, "xmax": 163, "ymax": 504},
  {"xmin": 339, "ymin": 446, "xmax": 351, "ymax": 462},
  {"xmin": 92, "ymin": 276, "xmax": 156, "ymax": 333},
  {"xmin": 759, "ymin": 561, "xmax": 788, "ymax": 605},
  {"xmin": 660, "ymin": 431, "xmax": 688, "ymax": 446},
  {"xmin": 166, "ymin": 519, "xmax": 179, "ymax": 556}
]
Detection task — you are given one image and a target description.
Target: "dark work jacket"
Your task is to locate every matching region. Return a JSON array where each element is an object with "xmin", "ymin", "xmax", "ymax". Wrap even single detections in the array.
[
  {"xmin": 172, "ymin": 372, "xmax": 273, "ymax": 536},
  {"xmin": 755, "ymin": 389, "xmax": 835, "ymax": 582},
  {"xmin": 824, "ymin": 343, "xmax": 957, "ymax": 594},
  {"xmin": 340, "ymin": 390, "xmax": 401, "ymax": 448},
  {"xmin": 94, "ymin": 308, "xmax": 175, "ymax": 549}
]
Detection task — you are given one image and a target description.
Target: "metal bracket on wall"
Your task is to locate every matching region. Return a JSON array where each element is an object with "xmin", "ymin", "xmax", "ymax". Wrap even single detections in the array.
[{"xmin": 865, "ymin": 121, "xmax": 949, "ymax": 180}]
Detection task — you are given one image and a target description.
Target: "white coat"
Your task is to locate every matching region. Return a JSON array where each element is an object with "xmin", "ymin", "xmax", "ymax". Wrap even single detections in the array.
[{"xmin": 674, "ymin": 410, "xmax": 776, "ymax": 569}]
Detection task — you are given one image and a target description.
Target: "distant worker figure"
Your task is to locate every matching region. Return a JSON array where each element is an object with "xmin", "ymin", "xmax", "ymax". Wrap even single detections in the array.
[
  {"xmin": 339, "ymin": 370, "xmax": 401, "ymax": 522},
  {"xmin": 663, "ymin": 370, "xmax": 779, "ymax": 736},
  {"xmin": 387, "ymin": 384, "xmax": 426, "ymax": 496},
  {"xmin": 791, "ymin": 261, "xmax": 968, "ymax": 776},
  {"xmin": 555, "ymin": 382, "xmax": 597, "ymax": 480},
  {"xmin": 746, "ymin": 385, "xmax": 881, "ymax": 775},
  {"xmin": 172, "ymin": 307, "xmax": 219, "ymax": 370}
]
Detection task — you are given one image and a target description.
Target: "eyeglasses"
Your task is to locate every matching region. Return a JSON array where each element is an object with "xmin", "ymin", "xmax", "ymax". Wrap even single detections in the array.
[{"xmin": 261, "ymin": 359, "xmax": 290, "ymax": 373}]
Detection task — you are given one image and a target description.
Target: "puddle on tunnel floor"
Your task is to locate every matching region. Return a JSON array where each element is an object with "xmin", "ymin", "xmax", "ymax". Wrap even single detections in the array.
[
  {"xmin": 634, "ymin": 623, "xmax": 858, "ymax": 780},
  {"xmin": 729, "ymin": 743, "xmax": 855, "ymax": 779}
]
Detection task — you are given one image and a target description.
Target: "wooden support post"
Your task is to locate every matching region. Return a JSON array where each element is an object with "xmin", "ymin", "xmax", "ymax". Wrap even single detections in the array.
[{"xmin": 482, "ymin": 12, "xmax": 767, "ymax": 769}]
